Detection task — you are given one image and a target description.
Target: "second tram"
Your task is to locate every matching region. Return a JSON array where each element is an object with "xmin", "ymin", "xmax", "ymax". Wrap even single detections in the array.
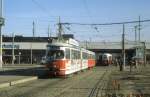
[{"xmin": 102, "ymin": 53, "xmax": 112, "ymax": 66}]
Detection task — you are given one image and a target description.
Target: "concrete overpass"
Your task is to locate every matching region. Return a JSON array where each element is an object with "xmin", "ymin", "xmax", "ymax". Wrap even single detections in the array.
[
  {"xmin": 80, "ymin": 41, "xmax": 150, "ymax": 61},
  {"xmin": 80, "ymin": 41, "xmax": 149, "ymax": 49}
]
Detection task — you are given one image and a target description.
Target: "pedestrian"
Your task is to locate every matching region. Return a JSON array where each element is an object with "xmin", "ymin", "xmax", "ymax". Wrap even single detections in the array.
[
  {"xmin": 118, "ymin": 56, "xmax": 123, "ymax": 71},
  {"xmin": 115, "ymin": 58, "xmax": 119, "ymax": 67}
]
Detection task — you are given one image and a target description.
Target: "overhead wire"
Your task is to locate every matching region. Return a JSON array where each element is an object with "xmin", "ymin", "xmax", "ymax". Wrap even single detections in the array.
[
  {"xmin": 31, "ymin": 0, "xmax": 48, "ymax": 14},
  {"xmin": 82, "ymin": 0, "xmax": 101, "ymax": 33},
  {"xmin": 61, "ymin": 19, "xmax": 150, "ymax": 26},
  {"xmin": 63, "ymin": 25, "xmax": 76, "ymax": 34},
  {"xmin": 82, "ymin": 0, "xmax": 93, "ymax": 21},
  {"xmin": 31, "ymin": 0, "xmax": 56, "ymax": 22}
]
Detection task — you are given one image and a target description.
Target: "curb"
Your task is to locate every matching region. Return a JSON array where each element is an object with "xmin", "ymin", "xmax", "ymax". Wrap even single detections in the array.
[
  {"xmin": 0, "ymin": 82, "xmax": 10, "ymax": 89},
  {"xmin": 0, "ymin": 76, "xmax": 38, "ymax": 89},
  {"xmin": 10, "ymin": 77, "xmax": 38, "ymax": 86}
]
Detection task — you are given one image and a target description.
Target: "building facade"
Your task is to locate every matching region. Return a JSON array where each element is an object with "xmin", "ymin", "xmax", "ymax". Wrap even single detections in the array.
[{"xmin": 2, "ymin": 36, "xmax": 149, "ymax": 64}]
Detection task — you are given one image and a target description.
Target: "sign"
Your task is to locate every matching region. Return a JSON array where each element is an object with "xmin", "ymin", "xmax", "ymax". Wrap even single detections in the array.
[
  {"xmin": 47, "ymin": 46, "xmax": 60, "ymax": 50},
  {"xmin": 67, "ymin": 38, "xmax": 79, "ymax": 46},
  {"xmin": 0, "ymin": 17, "xmax": 4, "ymax": 25},
  {"xmin": 2, "ymin": 44, "xmax": 20, "ymax": 49}
]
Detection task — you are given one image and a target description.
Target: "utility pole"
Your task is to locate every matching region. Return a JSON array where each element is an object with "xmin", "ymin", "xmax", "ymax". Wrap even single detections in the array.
[
  {"xmin": 143, "ymin": 41, "xmax": 146, "ymax": 67},
  {"xmin": 33, "ymin": 21, "xmax": 35, "ymax": 37},
  {"xmin": 58, "ymin": 17, "xmax": 63, "ymax": 41},
  {"xmin": 30, "ymin": 43, "xmax": 32, "ymax": 64},
  {"xmin": 134, "ymin": 26, "xmax": 137, "ymax": 43},
  {"xmin": 12, "ymin": 33, "xmax": 15, "ymax": 65},
  {"xmin": 0, "ymin": 0, "xmax": 4, "ymax": 68},
  {"xmin": 31, "ymin": 21, "xmax": 35, "ymax": 64},
  {"xmin": 48, "ymin": 25, "xmax": 50, "ymax": 38},
  {"xmin": 138, "ymin": 16, "xmax": 141, "ymax": 42},
  {"xmin": 134, "ymin": 25, "xmax": 138, "ymax": 67},
  {"xmin": 121, "ymin": 24, "xmax": 125, "ymax": 71}
]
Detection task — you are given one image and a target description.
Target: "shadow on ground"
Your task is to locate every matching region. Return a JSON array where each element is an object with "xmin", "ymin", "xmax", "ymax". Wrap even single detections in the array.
[{"xmin": 0, "ymin": 66, "xmax": 50, "ymax": 79}]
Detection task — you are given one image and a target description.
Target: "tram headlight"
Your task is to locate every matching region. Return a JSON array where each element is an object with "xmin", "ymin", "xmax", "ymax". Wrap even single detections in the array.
[{"xmin": 53, "ymin": 64, "xmax": 57, "ymax": 68}]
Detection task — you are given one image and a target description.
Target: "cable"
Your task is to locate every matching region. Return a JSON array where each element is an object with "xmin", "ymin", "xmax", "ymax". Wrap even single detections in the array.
[
  {"xmin": 31, "ymin": 0, "xmax": 51, "ymax": 16},
  {"xmin": 63, "ymin": 25, "xmax": 76, "ymax": 34},
  {"xmin": 61, "ymin": 19, "xmax": 150, "ymax": 26},
  {"xmin": 82, "ymin": 0, "xmax": 101, "ymax": 33},
  {"xmin": 82, "ymin": 0, "xmax": 93, "ymax": 22}
]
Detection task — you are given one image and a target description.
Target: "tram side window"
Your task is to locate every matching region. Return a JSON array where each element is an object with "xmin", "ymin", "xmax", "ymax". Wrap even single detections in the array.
[
  {"xmin": 83, "ymin": 52, "xmax": 85, "ymax": 59},
  {"xmin": 76, "ymin": 50, "xmax": 80, "ymax": 59},
  {"xmin": 66, "ymin": 49, "xmax": 70, "ymax": 59},
  {"xmin": 90, "ymin": 54, "xmax": 94, "ymax": 59},
  {"xmin": 89, "ymin": 54, "xmax": 92, "ymax": 59},
  {"xmin": 83, "ymin": 52, "xmax": 88, "ymax": 59},
  {"xmin": 71, "ymin": 50, "xmax": 75, "ymax": 59},
  {"xmin": 74, "ymin": 50, "xmax": 77, "ymax": 59},
  {"xmin": 78, "ymin": 51, "xmax": 81, "ymax": 59},
  {"xmin": 93, "ymin": 55, "xmax": 95, "ymax": 59},
  {"xmin": 71, "ymin": 50, "xmax": 80, "ymax": 59}
]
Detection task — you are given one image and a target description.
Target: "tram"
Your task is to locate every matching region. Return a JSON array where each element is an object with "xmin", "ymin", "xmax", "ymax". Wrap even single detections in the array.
[
  {"xmin": 45, "ymin": 38, "xmax": 95, "ymax": 76},
  {"xmin": 101, "ymin": 53, "xmax": 112, "ymax": 66},
  {"xmin": 96, "ymin": 53, "xmax": 112, "ymax": 66}
]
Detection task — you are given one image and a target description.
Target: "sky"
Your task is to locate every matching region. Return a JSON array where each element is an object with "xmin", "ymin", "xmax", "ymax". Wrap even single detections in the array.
[{"xmin": 2, "ymin": 0, "xmax": 150, "ymax": 42}]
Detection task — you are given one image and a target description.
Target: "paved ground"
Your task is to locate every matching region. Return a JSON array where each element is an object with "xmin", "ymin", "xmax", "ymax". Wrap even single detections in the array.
[
  {"xmin": 1, "ymin": 64, "xmax": 43, "ymax": 70},
  {"xmin": 0, "ymin": 64, "xmax": 47, "ymax": 89},
  {"xmin": 107, "ymin": 65, "xmax": 150, "ymax": 97},
  {"xmin": 0, "ymin": 75, "xmax": 32, "ymax": 84},
  {"xmin": 0, "ymin": 66, "xmax": 114, "ymax": 97},
  {"xmin": 0, "ymin": 64, "xmax": 47, "ymax": 77},
  {"xmin": 0, "ymin": 65, "xmax": 149, "ymax": 97}
]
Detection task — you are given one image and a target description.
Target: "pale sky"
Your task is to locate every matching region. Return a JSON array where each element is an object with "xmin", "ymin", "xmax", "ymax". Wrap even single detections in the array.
[{"xmin": 3, "ymin": 0, "xmax": 150, "ymax": 42}]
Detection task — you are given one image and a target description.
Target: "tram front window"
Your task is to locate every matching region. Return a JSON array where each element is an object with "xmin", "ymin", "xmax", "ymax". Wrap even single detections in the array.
[
  {"xmin": 47, "ymin": 50, "xmax": 64, "ymax": 60},
  {"xmin": 103, "ymin": 55, "xmax": 107, "ymax": 60}
]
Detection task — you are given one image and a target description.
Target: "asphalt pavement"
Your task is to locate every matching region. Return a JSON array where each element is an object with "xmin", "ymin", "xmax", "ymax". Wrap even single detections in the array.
[
  {"xmin": 0, "ymin": 66, "xmax": 114, "ymax": 97},
  {"xmin": 1, "ymin": 65, "xmax": 149, "ymax": 97},
  {"xmin": 0, "ymin": 64, "xmax": 47, "ymax": 89},
  {"xmin": 107, "ymin": 65, "xmax": 150, "ymax": 97}
]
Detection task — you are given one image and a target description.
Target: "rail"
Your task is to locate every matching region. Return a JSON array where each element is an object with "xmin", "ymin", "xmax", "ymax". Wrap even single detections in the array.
[{"xmin": 88, "ymin": 70, "xmax": 110, "ymax": 97}]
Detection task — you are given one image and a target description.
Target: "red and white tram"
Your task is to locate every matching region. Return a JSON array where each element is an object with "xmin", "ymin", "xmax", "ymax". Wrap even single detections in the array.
[
  {"xmin": 45, "ymin": 38, "xmax": 95, "ymax": 76},
  {"xmin": 102, "ymin": 53, "xmax": 112, "ymax": 66}
]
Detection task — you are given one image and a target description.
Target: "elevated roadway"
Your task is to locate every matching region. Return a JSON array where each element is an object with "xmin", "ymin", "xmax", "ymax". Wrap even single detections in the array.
[{"xmin": 80, "ymin": 41, "xmax": 149, "ymax": 50}]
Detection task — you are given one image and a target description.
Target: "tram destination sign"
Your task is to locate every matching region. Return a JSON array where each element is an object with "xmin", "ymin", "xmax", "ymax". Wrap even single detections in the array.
[{"xmin": 47, "ymin": 46, "xmax": 60, "ymax": 50}]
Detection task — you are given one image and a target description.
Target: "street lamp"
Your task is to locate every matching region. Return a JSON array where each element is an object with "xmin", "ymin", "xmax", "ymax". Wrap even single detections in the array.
[{"xmin": 19, "ymin": 52, "xmax": 21, "ymax": 64}]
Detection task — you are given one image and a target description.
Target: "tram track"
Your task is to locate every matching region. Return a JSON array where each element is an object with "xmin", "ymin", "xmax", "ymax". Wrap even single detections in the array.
[
  {"xmin": 55, "ymin": 67, "xmax": 111, "ymax": 97},
  {"xmin": 0, "ymin": 78, "xmax": 63, "ymax": 97},
  {"xmin": 21, "ymin": 71, "xmax": 94, "ymax": 97},
  {"xmin": 53, "ymin": 70, "xmax": 95, "ymax": 97},
  {"xmin": 0, "ymin": 68, "xmax": 95, "ymax": 97},
  {"xmin": 0, "ymin": 67, "xmax": 113, "ymax": 97},
  {"xmin": 88, "ymin": 70, "xmax": 111, "ymax": 97}
]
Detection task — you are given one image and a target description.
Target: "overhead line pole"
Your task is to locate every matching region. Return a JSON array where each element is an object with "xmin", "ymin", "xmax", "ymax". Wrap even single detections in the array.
[
  {"xmin": 0, "ymin": 0, "xmax": 4, "ymax": 68},
  {"xmin": 12, "ymin": 33, "xmax": 15, "ymax": 65},
  {"xmin": 48, "ymin": 25, "xmax": 50, "ymax": 38},
  {"xmin": 122, "ymin": 24, "xmax": 125, "ymax": 71},
  {"xmin": 58, "ymin": 17, "xmax": 63, "ymax": 41},
  {"xmin": 134, "ymin": 26, "xmax": 137, "ymax": 43},
  {"xmin": 138, "ymin": 16, "xmax": 141, "ymax": 42},
  {"xmin": 31, "ymin": 21, "xmax": 35, "ymax": 64}
]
